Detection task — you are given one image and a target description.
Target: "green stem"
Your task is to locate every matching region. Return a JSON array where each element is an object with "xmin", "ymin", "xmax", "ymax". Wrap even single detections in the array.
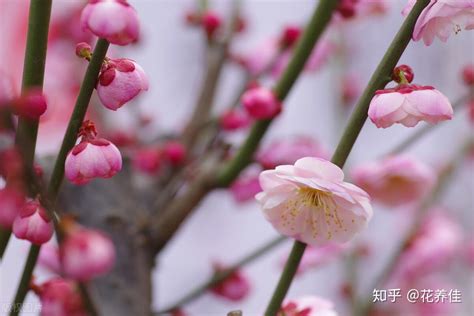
[
  {"xmin": 47, "ymin": 38, "xmax": 110, "ymax": 202},
  {"xmin": 264, "ymin": 1, "xmax": 431, "ymax": 314},
  {"xmin": 156, "ymin": 236, "xmax": 287, "ymax": 313},
  {"xmin": 0, "ymin": 228, "xmax": 11, "ymax": 259},
  {"xmin": 359, "ymin": 138, "xmax": 472, "ymax": 316},
  {"xmin": 216, "ymin": 0, "xmax": 341, "ymax": 187},
  {"xmin": 9, "ymin": 245, "xmax": 40, "ymax": 316}
]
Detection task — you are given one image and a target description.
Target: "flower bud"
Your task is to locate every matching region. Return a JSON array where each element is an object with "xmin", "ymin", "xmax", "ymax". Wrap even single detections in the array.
[
  {"xmin": 202, "ymin": 10, "xmax": 222, "ymax": 39},
  {"xmin": 462, "ymin": 64, "xmax": 474, "ymax": 86},
  {"xmin": 35, "ymin": 278, "xmax": 86, "ymax": 316},
  {"xmin": 219, "ymin": 109, "xmax": 251, "ymax": 131},
  {"xmin": 80, "ymin": 0, "xmax": 140, "ymax": 46},
  {"xmin": 0, "ymin": 187, "xmax": 24, "ymax": 229},
  {"xmin": 12, "ymin": 89, "xmax": 47, "ymax": 119},
  {"xmin": 13, "ymin": 199, "xmax": 54, "ymax": 245},
  {"xmin": 242, "ymin": 87, "xmax": 281, "ymax": 119},
  {"xmin": 75, "ymin": 42, "xmax": 92, "ymax": 60},
  {"xmin": 392, "ymin": 64, "xmax": 414, "ymax": 84},
  {"xmin": 132, "ymin": 147, "xmax": 161, "ymax": 174},
  {"xmin": 61, "ymin": 227, "xmax": 115, "ymax": 281},
  {"xmin": 210, "ymin": 263, "xmax": 251, "ymax": 301},
  {"xmin": 162, "ymin": 141, "xmax": 186, "ymax": 166},
  {"xmin": 279, "ymin": 25, "xmax": 301, "ymax": 48},
  {"xmin": 97, "ymin": 58, "xmax": 149, "ymax": 110}
]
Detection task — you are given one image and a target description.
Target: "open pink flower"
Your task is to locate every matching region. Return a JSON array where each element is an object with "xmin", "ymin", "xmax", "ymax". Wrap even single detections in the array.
[
  {"xmin": 0, "ymin": 186, "xmax": 24, "ymax": 229},
  {"xmin": 403, "ymin": 0, "xmax": 474, "ymax": 46},
  {"xmin": 80, "ymin": 0, "xmax": 140, "ymax": 46},
  {"xmin": 368, "ymin": 84, "xmax": 453, "ymax": 128},
  {"xmin": 35, "ymin": 278, "xmax": 86, "ymax": 316},
  {"xmin": 257, "ymin": 136, "xmax": 329, "ymax": 170},
  {"xmin": 61, "ymin": 227, "xmax": 116, "ymax": 281},
  {"xmin": 209, "ymin": 263, "xmax": 251, "ymax": 302},
  {"xmin": 351, "ymin": 155, "xmax": 436, "ymax": 207},
  {"xmin": 13, "ymin": 199, "xmax": 54, "ymax": 245},
  {"xmin": 97, "ymin": 58, "xmax": 149, "ymax": 110},
  {"xmin": 65, "ymin": 121, "xmax": 122, "ymax": 185},
  {"xmin": 256, "ymin": 157, "xmax": 372, "ymax": 245},
  {"xmin": 279, "ymin": 296, "xmax": 338, "ymax": 316}
]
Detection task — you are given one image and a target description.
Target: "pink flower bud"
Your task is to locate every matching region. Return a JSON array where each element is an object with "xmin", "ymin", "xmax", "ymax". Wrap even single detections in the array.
[
  {"xmin": 219, "ymin": 108, "xmax": 251, "ymax": 131},
  {"xmin": 162, "ymin": 141, "xmax": 186, "ymax": 166},
  {"xmin": 61, "ymin": 228, "xmax": 115, "ymax": 281},
  {"xmin": 0, "ymin": 147, "xmax": 23, "ymax": 180},
  {"xmin": 75, "ymin": 42, "xmax": 92, "ymax": 60},
  {"xmin": 97, "ymin": 58, "xmax": 149, "ymax": 110},
  {"xmin": 132, "ymin": 147, "xmax": 161, "ymax": 174},
  {"xmin": 336, "ymin": 0, "xmax": 359, "ymax": 19},
  {"xmin": 392, "ymin": 64, "xmax": 414, "ymax": 84},
  {"xmin": 242, "ymin": 87, "xmax": 281, "ymax": 119},
  {"xmin": 12, "ymin": 89, "xmax": 47, "ymax": 119},
  {"xmin": 13, "ymin": 199, "xmax": 54, "ymax": 245},
  {"xmin": 462, "ymin": 64, "xmax": 474, "ymax": 86},
  {"xmin": 279, "ymin": 25, "xmax": 301, "ymax": 48},
  {"xmin": 65, "ymin": 121, "xmax": 122, "ymax": 185},
  {"xmin": 202, "ymin": 10, "xmax": 222, "ymax": 39},
  {"xmin": 256, "ymin": 136, "xmax": 329, "ymax": 170},
  {"xmin": 35, "ymin": 278, "xmax": 86, "ymax": 316},
  {"xmin": 351, "ymin": 155, "xmax": 436, "ymax": 207},
  {"xmin": 80, "ymin": 0, "xmax": 140, "ymax": 46},
  {"xmin": 280, "ymin": 296, "xmax": 338, "ymax": 316},
  {"xmin": 210, "ymin": 263, "xmax": 251, "ymax": 301},
  {"xmin": 368, "ymin": 84, "xmax": 453, "ymax": 128},
  {"xmin": 0, "ymin": 187, "xmax": 24, "ymax": 229}
]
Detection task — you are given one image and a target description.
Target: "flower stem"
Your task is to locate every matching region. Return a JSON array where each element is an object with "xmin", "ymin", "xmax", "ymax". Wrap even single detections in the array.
[
  {"xmin": 359, "ymin": 138, "xmax": 473, "ymax": 316},
  {"xmin": 215, "ymin": 0, "xmax": 341, "ymax": 187},
  {"xmin": 9, "ymin": 245, "xmax": 40, "ymax": 316},
  {"xmin": 156, "ymin": 236, "xmax": 287, "ymax": 313},
  {"xmin": 47, "ymin": 38, "xmax": 110, "ymax": 203},
  {"xmin": 264, "ymin": 1, "xmax": 430, "ymax": 314},
  {"xmin": 0, "ymin": 227, "xmax": 11, "ymax": 259}
]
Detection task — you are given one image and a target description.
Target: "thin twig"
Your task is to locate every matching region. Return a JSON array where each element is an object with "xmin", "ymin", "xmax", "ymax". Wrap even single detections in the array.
[{"xmin": 264, "ymin": 1, "xmax": 431, "ymax": 314}]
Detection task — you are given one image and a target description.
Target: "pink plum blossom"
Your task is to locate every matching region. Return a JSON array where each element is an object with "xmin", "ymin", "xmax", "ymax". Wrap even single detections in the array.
[
  {"xmin": 34, "ymin": 278, "xmax": 86, "ymax": 316},
  {"xmin": 368, "ymin": 84, "xmax": 453, "ymax": 128},
  {"xmin": 242, "ymin": 86, "xmax": 281, "ymax": 119},
  {"xmin": 80, "ymin": 0, "xmax": 140, "ymax": 46},
  {"xmin": 257, "ymin": 136, "xmax": 329, "ymax": 170},
  {"xmin": 61, "ymin": 227, "xmax": 116, "ymax": 281},
  {"xmin": 97, "ymin": 58, "xmax": 149, "ymax": 110},
  {"xmin": 256, "ymin": 157, "xmax": 373, "ymax": 245},
  {"xmin": 201, "ymin": 10, "xmax": 222, "ymax": 39},
  {"xmin": 351, "ymin": 155, "xmax": 436, "ymax": 207},
  {"xmin": 279, "ymin": 296, "xmax": 338, "ymax": 316},
  {"xmin": 209, "ymin": 263, "xmax": 251, "ymax": 302},
  {"xmin": 0, "ymin": 186, "xmax": 25, "ymax": 229},
  {"xmin": 402, "ymin": 0, "xmax": 474, "ymax": 46},
  {"xmin": 65, "ymin": 121, "xmax": 122, "ymax": 185},
  {"xmin": 13, "ymin": 199, "xmax": 54, "ymax": 245}
]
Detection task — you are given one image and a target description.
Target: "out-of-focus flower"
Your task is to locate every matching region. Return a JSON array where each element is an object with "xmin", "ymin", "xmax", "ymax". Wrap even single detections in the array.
[
  {"xmin": 132, "ymin": 146, "xmax": 161, "ymax": 174},
  {"xmin": 465, "ymin": 239, "xmax": 474, "ymax": 268},
  {"xmin": 0, "ymin": 70, "xmax": 16, "ymax": 106},
  {"xmin": 278, "ymin": 296, "xmax": 338, "ymax": 316},
  {"xmin": 368, "ymin": 84, "xmax": 453, "ymax": 128},
  {"xmin": 0, "ymin": 186, "xmax": 24, "ymax": 229},
  {"xmin": 336, "ymin": 0, "xmax": 359, "ymax": 19},
  {"xmin": 256, "ymin": 136, "xmax": 329, "ymax": 170},
  {"xmin": 209, "ymin": 263, "xmax": 251, "ymax": 301},
  {"xmin": 0, "ymin": 147, "xmax": 23, "ymax": 181},
  {"xmin": 34, "ymin": 278, "xmax": 86, "ymax": 316},
  {"xmin": 230, "ymin": 167, "xmax": 262, "ymax": 203},
  {"xmin": 242, "ymin": 86, "xmax": 281, "ymax": 119},
  {"xmin": 38, "ymin": 243, "xmax": 61, "ymax": 274},
  {"xmin": 12, "ymin": 89, "xmax": 47, "ymax": 119},
  {"xmin": 256, "ymin": 157, "xmax": 372, "ymax": 245},
  {"xmin": 61, "ymin": 225, "xmax": 115, "ymax": 281},
  {"xmin": 65, "ymin": 121, "xmax": 122, "ymax": 185},
  {"xmin": 393, "ymin": 211, "xmax": 462, "ymax": 280},
  {"xmin": 162, "ymin": 141, "xmax": 186, "ymax": 166},
  {"xmin": 80, "ymin": 0, "xmax": 140, "ymax": 46},
  {"xmin": 462, "ymin": 63, "xmax": 474, "ymax": 86},
  {"xmin": 201, "ymin": 10, "xmax": 222, "ymax": 39},
  {"xmin": 351, "ymin": 155, "xmax": 436, "ymax": 207},
  {"xmin": 219, "ymin": 108, "xmax": 251, "ymax": 131},
  {"xmin": 293, "ymin": 243, "xmax": 347, "ymax": 275},
  {"xmin": 341, "ymin": 72, "xmax": 361, "ymax": 105},
  {"xmin": 13, "ymin": 199, "xmax": 54, "ymax": 245},
  {"xmin": 97, "ymin": 58, "xmax": 149, "ymax": 110},
  {"xmin": 402, "ymin": 0, "xmax": 474, "ymax": 46},
  {"xmin": 279, "ymin": 25, "xmax": 302, "ymax": 48},
  {"xmin": 357, "ymin": 0, "xmax": 390, "ymax": 16}
]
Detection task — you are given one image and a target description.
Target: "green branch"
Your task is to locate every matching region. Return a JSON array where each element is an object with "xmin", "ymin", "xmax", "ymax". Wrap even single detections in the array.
[
  {"xmin": 215, "ymin": 0, "xmax": 341, "ymax": 187},
  {"xmin": 264, "ymin": 1, "xmax": 431, "ymax": 314}
]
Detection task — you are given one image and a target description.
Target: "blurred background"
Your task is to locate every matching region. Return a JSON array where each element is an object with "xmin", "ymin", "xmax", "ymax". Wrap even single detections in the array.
[{"xmin": 0, "ymin": 0, "xmax": 473, "ymax": 315}]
